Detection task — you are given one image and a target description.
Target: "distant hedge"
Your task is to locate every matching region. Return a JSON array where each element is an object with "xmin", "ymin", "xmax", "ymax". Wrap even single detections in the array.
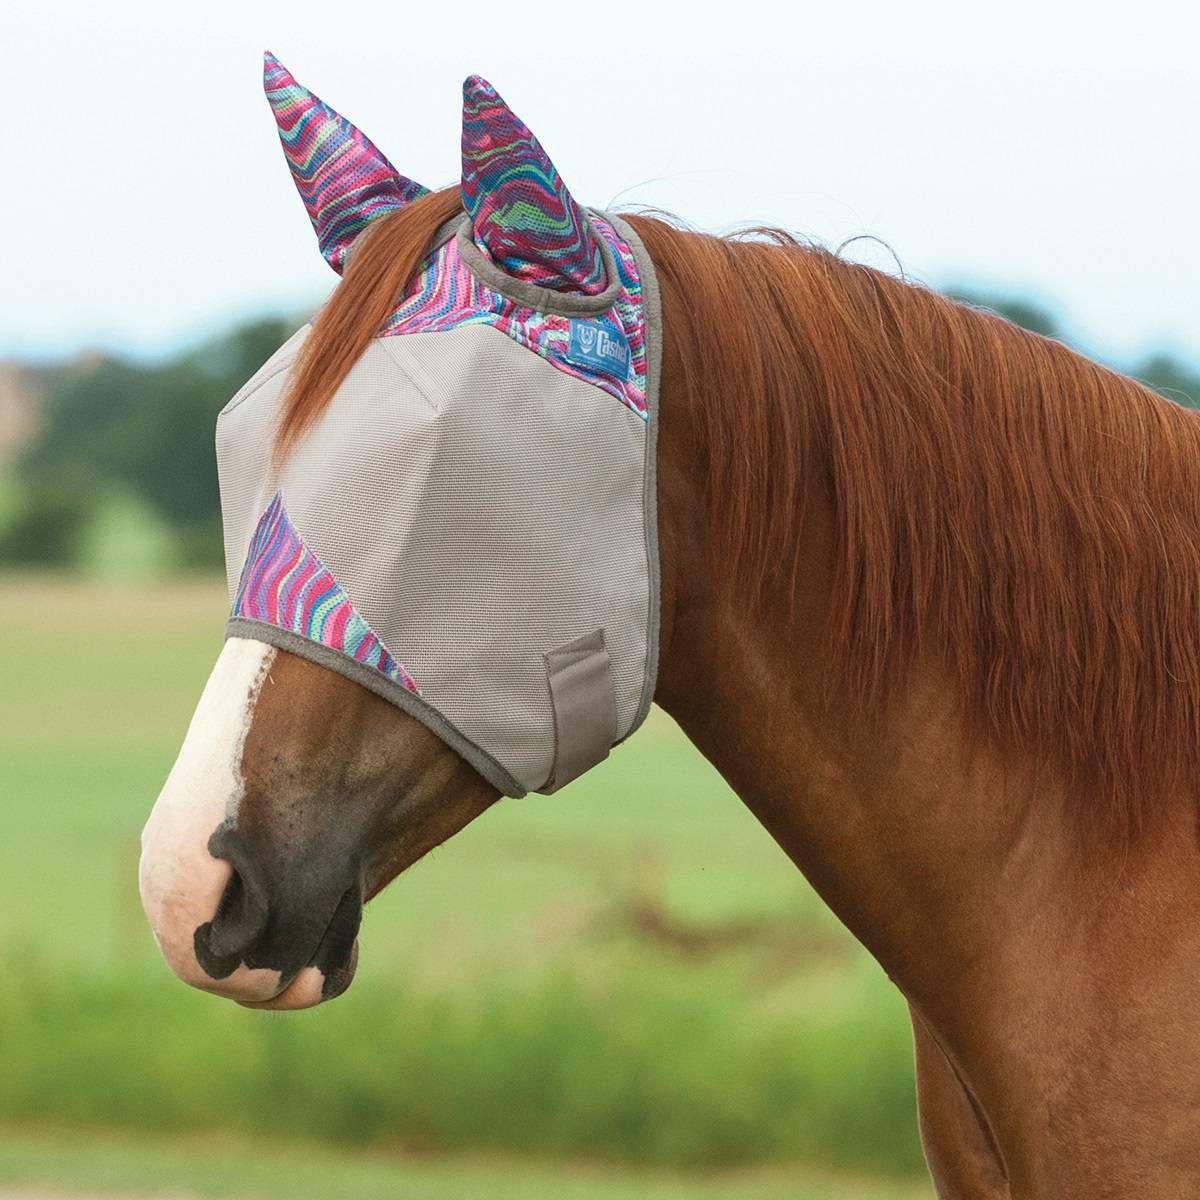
[
  {"xmin": 0, "ymin": 317, "xmax": 296, "ymax": 571},
  {"xmin": 0, "ymin": 956, "xmax": 923, "ymax": 1174}
]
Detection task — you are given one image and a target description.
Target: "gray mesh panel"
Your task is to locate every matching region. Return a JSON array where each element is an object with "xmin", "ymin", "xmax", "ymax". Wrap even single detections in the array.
[{"xmin": 217, "ymin": 324, "xmax": 651, "ymax": 793}]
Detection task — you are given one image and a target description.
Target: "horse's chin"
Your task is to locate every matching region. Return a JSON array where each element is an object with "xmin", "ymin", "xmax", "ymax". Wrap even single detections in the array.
[{"xmin": 237, "ymin": 940, "xmax": 360, "ymax": 1011}]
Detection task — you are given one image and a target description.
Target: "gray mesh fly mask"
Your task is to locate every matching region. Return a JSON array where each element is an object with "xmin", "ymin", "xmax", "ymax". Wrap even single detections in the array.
[{"xmin": 215, "ymin": 60, "xmax": 660, "ymax": 796}]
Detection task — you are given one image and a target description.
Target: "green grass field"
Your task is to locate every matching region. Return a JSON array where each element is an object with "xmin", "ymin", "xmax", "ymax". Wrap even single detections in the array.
[
  {"xmin": 0, "ymin": 574, "xmax": 930, "ymax": 1198},
  {"xmin": 0, "ymin": 1129, "xmax": 934, "ymax": 1200}
]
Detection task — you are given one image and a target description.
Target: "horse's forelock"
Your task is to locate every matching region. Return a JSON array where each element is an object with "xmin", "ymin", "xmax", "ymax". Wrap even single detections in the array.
[{"xmin": 274, "ymin": 187, "xmax": 465, "ymax": 465}]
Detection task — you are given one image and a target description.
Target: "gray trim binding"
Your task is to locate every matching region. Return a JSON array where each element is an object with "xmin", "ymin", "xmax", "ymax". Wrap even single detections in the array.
[
  {"xmin": 226, "ymin": 616, "xmax": 528, "ymax": 798},
  {"xmin": 605, "ymin": 211, "xmax": 663, "ymax": 738},
  {"xmin": 455, "ymin": 216, "xmax": 624, "ymax": 316}
]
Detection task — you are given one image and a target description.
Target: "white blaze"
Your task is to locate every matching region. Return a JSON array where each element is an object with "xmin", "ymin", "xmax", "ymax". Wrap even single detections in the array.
[{"xmin": 139, "ymin": 637, "xmax": 285, "ymax": 1001}]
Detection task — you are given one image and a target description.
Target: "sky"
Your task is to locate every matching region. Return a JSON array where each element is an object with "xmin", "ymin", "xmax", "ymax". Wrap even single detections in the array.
[{"xmin": 6, "ymin": 0, "xmax": 1198, "ymax": 367}]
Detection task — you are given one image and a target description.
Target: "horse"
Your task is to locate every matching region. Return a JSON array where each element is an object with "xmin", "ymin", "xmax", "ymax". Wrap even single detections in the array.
[{"xmin": 139, "ymin": 54, "xmax": 1200, "ymax": 1199}]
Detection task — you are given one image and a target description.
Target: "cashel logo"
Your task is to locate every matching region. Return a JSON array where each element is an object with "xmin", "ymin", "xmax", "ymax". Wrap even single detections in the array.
[{"xmin": 567, "ymin": 319, "xmax": 631, "ymax": 380}]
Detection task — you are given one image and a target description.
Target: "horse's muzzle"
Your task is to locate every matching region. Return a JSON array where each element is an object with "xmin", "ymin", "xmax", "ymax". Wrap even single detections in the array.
[
  {"xmin": 138, "ymin": 638, "xmax": 360, "ymax": 1010},
  {"xmin": 191, "ymin": 823, "xmax": 362, "ymax": 1008}
]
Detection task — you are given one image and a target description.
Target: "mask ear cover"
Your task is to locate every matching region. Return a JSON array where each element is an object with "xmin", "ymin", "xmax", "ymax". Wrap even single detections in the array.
[
  {"xmin": 263, "ymin": 51, "xmax": 428, "ymax": 273},
  {"xmin": 224, "ymin": 66, "xmax": 662, "ymax": 797},
  {"xmin": 460, "ymin": 75, "xmax": 607, "ymax": 296}
]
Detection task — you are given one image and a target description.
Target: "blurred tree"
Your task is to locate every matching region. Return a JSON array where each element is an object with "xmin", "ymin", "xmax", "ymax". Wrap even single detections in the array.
[
  {"xmin": 949, "ymin": 287, "xmax": 1200, "ymax": 411},
  {"xmin": 2, "ymin": 316, "xmax": 297, "ymax": 569},
  {"xmin": 946, "ymin": 287, "xmax": 1064, "ymax": 340},
  {"xmin": 0, "ymin": 469, "xmax": 98, "ymax": 564},
  {"xmin": 1132, "ymin": 353, "xmax": 1200, "ymax": 410}
]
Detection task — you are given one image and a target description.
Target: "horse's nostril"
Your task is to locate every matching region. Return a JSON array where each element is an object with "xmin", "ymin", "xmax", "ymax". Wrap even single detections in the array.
[
  {"xmin": 193, "ymin": 856, "xmax": 270, "ymax": 980},
  {"xmin": 187, "ymin": 822, "xmax": 364, "ymax": 997}
]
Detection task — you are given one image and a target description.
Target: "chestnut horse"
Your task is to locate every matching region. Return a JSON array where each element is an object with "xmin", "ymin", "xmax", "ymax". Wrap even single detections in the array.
[{"xmin": 142, "ymin": 66, "xmax": 1200, "ymax": 1200}]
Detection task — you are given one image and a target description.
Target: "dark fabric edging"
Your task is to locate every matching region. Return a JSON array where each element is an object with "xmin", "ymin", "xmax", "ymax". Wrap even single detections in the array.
[
  {"xmin": 225, "ymin": 617, "xmax": 527, "ymax": 798},
  {"xmin": 454, "ymin": 216, "xmax": 624, "ymax": 316}
]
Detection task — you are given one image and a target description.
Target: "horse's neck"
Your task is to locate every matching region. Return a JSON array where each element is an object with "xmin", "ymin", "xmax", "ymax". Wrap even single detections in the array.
[
  {"xmin": 651, "ymin": 361, "xmax": 1078, "ymax": 1024},
  {"xmin": 650, "ymin": 319, "xmax": 1200, "ymax": 1194}
]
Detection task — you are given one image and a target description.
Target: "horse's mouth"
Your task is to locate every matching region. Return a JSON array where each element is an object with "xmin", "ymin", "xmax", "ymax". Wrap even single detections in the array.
[
  {"xmin": 231, "ymin": 884, "xmax": 363, "ymax": 1011},
  {"xmin": 236, "ymin": 939, "xmax": 359, "ymax": 1011}
]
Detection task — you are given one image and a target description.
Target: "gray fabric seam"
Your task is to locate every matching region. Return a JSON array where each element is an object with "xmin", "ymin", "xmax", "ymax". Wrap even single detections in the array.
[
  {"xmin": 379, "ymin": 338, "xmax": 440, "ymax": 412},
  {"xmin": 225, "ymin": 617, "xmax": 528, "ymax": 798},
  {"xmin": 219, "ymin": 349, "xmax": 303, "ymax": 419}
]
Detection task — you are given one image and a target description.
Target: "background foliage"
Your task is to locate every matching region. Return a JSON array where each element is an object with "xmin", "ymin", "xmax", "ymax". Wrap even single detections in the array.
[{"xmin": 0, "ymin": 317, "xmax": 294, "ymax": 571}]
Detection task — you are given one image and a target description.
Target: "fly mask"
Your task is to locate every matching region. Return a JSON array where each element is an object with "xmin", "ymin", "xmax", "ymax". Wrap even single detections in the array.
[{"xmin": 216, "ymin": 56, "xmax": 661, "ymax": 797}]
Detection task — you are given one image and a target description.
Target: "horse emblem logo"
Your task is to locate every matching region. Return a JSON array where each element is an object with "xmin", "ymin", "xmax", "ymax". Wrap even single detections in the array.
[{"xmin": 567, "ymin": 318, "xmax": 631, "ymax": 380}]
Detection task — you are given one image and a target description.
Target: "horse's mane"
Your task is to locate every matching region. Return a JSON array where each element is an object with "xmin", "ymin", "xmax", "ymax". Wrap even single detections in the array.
[{"xmin": 281, "ymin": 187, "xmax": 1200, "ymax": 828}]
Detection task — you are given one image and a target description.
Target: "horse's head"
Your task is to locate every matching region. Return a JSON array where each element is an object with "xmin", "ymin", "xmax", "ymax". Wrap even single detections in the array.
[
  {"xmin": 140, "ymin": 56, "xmax": 659, "ymax": 1008},
  {"xmin": 139, "ymin": 637, "xmax": 498, "ymax": 1009}
]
